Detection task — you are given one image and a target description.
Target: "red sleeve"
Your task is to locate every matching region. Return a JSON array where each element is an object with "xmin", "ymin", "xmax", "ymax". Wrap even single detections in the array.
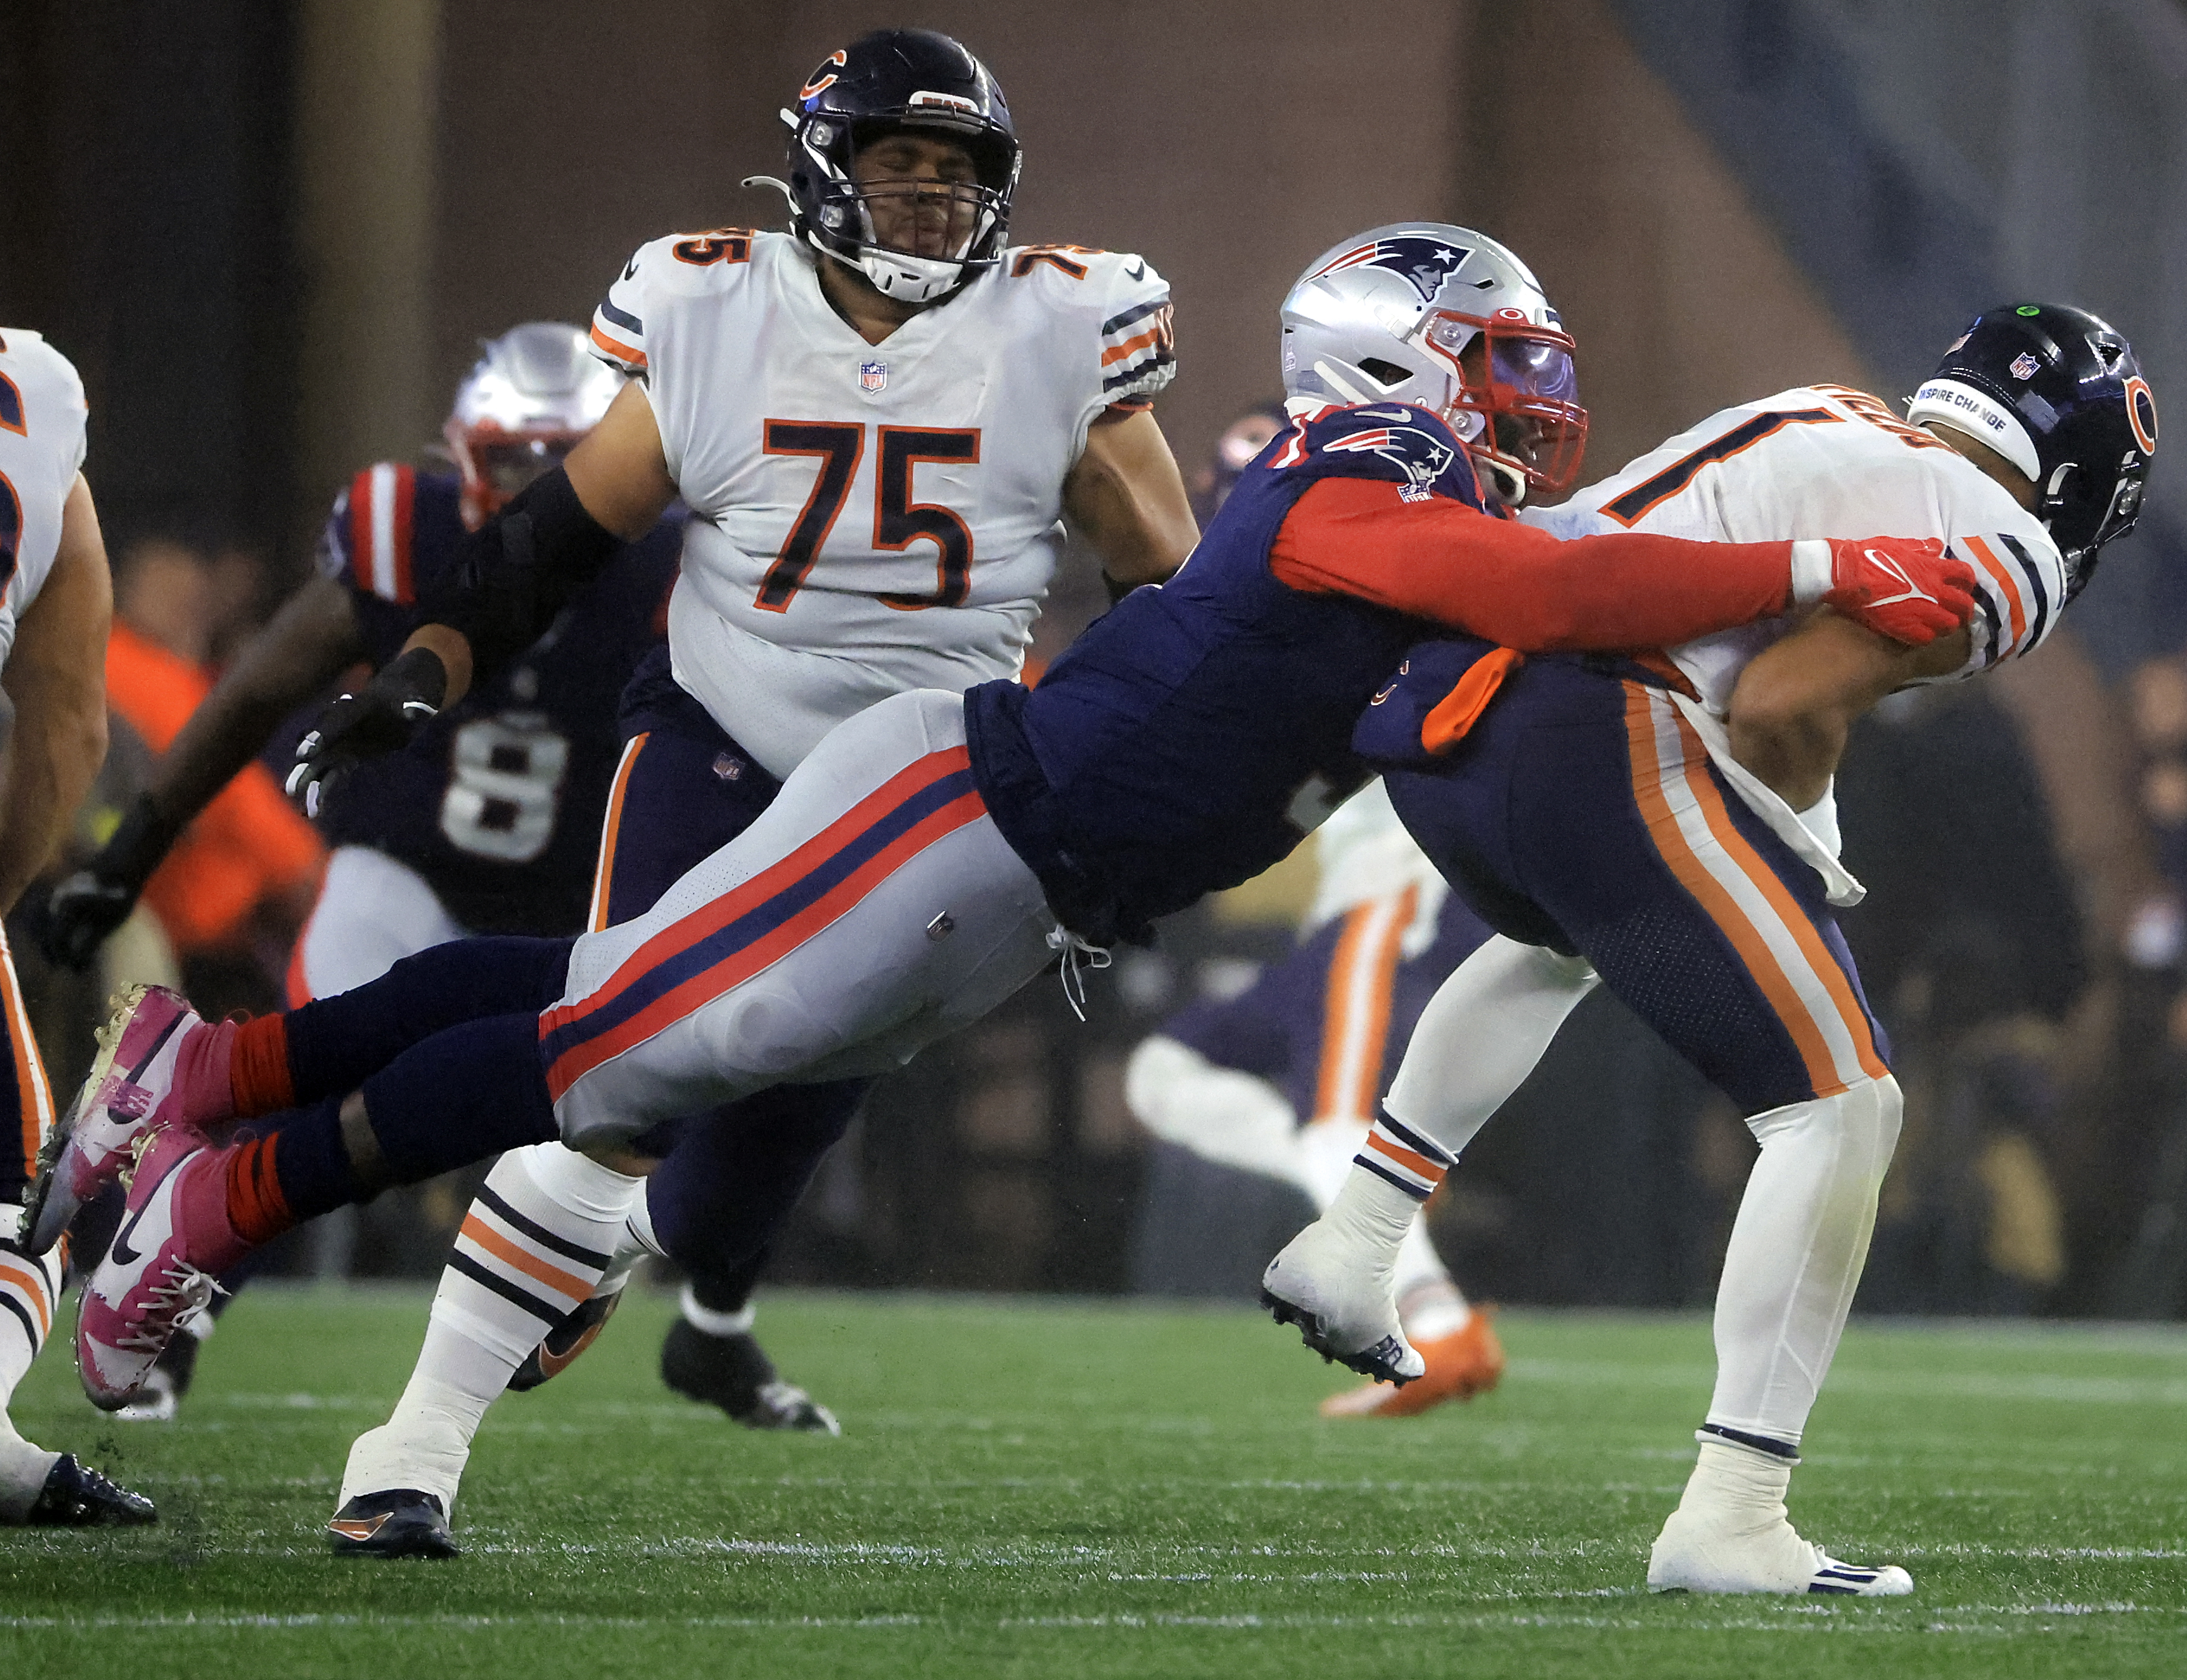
[{"xmin": 1267, "ymin": 476, "xmax": 1796, "ymax": 652}]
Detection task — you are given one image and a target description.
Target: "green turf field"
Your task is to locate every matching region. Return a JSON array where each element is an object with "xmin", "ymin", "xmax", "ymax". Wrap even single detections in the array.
[{"xmin": 3, "ymin": 1287, "xmax": 2185, "ymax": 1679}]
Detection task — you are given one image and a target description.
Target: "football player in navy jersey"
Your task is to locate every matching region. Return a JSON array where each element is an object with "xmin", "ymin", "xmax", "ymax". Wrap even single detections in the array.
[
  {"xmin": 1265, "ymin": 301, "xmax": 2156, "ymax": 1595},
  {"xmin": 35, "ymin": 322, "xmax": 690, "ymax": 1418},
  {"xmin": 47, "ymin": 223, "xmax": 1974, "ymax": 1558}
]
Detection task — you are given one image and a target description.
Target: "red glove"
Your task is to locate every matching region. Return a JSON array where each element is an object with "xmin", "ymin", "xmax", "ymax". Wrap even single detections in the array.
[{"xmin": 1794, "ymin": 536, "xmax": 1977, "ymax": 646}]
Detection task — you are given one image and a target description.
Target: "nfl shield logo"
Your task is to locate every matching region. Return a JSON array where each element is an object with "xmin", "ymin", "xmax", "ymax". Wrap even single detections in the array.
[
  {"xmin": 2009, "ymin": 351, "xmax": 2039, "ymax": 381},
  {"xmin": 860, "ymin": 360, "xmax": 888, "ymax": 393}
]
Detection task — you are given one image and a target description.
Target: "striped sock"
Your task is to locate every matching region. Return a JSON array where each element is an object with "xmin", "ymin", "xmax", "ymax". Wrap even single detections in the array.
[
  {"xmin": 0, "ymin": 1237, "xmax": 65, "ymax": 1407},
  {"xmin": 1353, "ymin": 1113, "xmax": 1457, "ymax": 1202},
  {"xmin": 0, "ymin": 1243, "xmax": 62, "ymax": 1514},
  {"xmin": 341, "ymin": 1146, "xmax": 639, "ymax": 1511}
]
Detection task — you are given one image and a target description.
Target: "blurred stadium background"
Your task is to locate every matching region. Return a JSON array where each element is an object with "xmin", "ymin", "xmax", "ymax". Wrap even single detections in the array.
[{"xmin": 5, "ymin": 0, "xmax": 2187, "ymax": 1321}]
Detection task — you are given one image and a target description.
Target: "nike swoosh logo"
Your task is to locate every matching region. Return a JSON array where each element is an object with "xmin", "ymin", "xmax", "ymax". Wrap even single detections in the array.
[
  {"xmin": 533, "ymin": 1323, "xmax": 604, "ymax": 1381},
  {"xmin": 109, "ymin": 1196, "xmax": 152, "ymax": 1266},
  {"xmin": 1862, "ymin": 548, "xmax": 1936, "ymax": 607},
  {"xmin": 329, "ymin": 1512, "xmax": 392, "ymax": 1541},
  {"xmin": 108, "ymin": 1160, "xmax": 172, "ymax": 1265},
  {"xmin": 1124, "ymin": 259, "xmax": 1145, "ymax": 281},
  {"xmin": 623, "ymin": 258, "xmax": 640, "ymax": 282}
]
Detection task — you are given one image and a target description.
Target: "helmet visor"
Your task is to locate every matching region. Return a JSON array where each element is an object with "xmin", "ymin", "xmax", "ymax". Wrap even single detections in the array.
[{"xmin": 1420, "ymin": 311, "xmax": 1588, "ymax": 501}]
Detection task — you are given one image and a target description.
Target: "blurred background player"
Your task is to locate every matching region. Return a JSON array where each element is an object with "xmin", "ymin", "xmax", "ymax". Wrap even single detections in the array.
[
  {"xmin": 0, "ymin": 325, "xmax": 153, "ymax": 1524},
  {"xmin": 36, "ymin": 321, "xmax": 692, "ymax": 1420},
  {"xmin": 1269, "ymin": 302, "xmax": 2153, "ymax": 1594},
  {"xmin": 283, "ymin": 27, "xmax": 1192, "ymax": 1553},
  {"xmin": 1126, "ymin": 779, "xmax": 1505, "ymax": 1416}
]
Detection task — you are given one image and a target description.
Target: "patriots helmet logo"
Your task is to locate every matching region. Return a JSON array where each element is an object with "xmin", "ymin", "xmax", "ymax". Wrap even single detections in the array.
[
  {"xmin": 1322, "ymin": 422, "xmax": 1457, "ymax": 486},
  {"xmin": 1308, "ymin": 235, "xmax": 1470, "ymax": 305}
]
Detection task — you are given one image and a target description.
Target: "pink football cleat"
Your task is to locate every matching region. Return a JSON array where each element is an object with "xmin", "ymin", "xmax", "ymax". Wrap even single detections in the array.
[
  {"xmin": 75, "ymin": 1127, "xmax": 251, "ymax": 1411},
  {"xmin": 25, "ymin": 986, "xmax": 211, "ymax": 1255}
]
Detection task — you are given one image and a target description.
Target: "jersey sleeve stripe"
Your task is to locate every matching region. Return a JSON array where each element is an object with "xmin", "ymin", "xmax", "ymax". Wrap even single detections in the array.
[
  {"xmin": 1099, "ymin": 323, "xmax": 1171, "ymax": 367},
  {"xmin": 1102, "ymin": 350, "xmax": 1175, "ymax": 394},
  {"xmin": 1971, "ymin": 579, "xmax": 2005, "ymax": 667},
  {"xmin": 1099, "ymin": 297, "xmax": 1168, "ymax": 338},
  {"xmin": 1958, "ymin": 535, "xmax": 2028, "ymax": 649},
  {"xmin": 589, "ymin": 319, "xmax": 647, "ymax": 370},
  {"xmin": 597, "ymin": 298, "xmax": 645, "ymax": 337},
  {"xmin": 364, "ymin": 463, "xmax": 400, "ymax": 602},
  {"xmin": 346, "ymin": 472, "xmax": 373, "ymax": 590},
  {"xmin": 391, "ymin": 462, "xmax": 415, "ymax": 604},
  {"xmin": 1994, "ymin": 532, "xmax": 2054, "ymax": 649}
]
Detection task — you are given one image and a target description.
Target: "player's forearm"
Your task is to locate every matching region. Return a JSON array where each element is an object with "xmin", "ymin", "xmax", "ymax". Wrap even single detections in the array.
[
  {"xmin": 413, "ymin": 466, "xmax": 620, "ymax": 695},
  {"xmin": 150, "ymin": 575, "xmax": 366, "ymax": 826},
  {"xmin": 1066, "ymin": 409, "xmax": 1199, "ymax": 588},
  {"xmin": 1725, "ymin": 710, "xmax": 1846, "ymax": 811},
  {"xmin": 0, "ymin": 673, "xmax": 106, "ymax": 913},
  {"xmin": 1271, "ymin": 478, "xmax": 1792, "ymax": 651}
]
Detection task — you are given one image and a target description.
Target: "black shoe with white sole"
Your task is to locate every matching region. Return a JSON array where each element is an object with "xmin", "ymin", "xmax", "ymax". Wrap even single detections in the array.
[{"xmin": 660, "ymin": 1319, "xmax": 840, "ymax": 1433}]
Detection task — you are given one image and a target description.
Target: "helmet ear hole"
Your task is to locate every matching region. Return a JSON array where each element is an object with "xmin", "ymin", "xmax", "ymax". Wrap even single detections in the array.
[{"xmin": 1357, "ymin": 357, "xmax": 1411, "ymax": 389}]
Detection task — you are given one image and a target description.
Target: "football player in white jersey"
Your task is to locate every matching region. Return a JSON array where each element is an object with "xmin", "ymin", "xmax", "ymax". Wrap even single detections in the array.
[
  {"xmin": 1265, "ymin": 302, "xmax": 2156, "ymax": 1594},
  {"xmin": 270, "ymin": 28, "xmax": 1192, "ymax": 1553},
  {"xmin": 0, "ymin": 328, "xmax": 155, "ymax": 1524}
]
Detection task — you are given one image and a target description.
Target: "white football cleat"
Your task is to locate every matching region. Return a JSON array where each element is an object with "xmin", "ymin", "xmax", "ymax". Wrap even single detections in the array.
[
  {"xmin": 1648, "ymin": 1435, "xmax": 1912, "ymax": 1596},
  {"xmin": 1261, "ymin": 1216, "xmax": 1424, "ymax": 1384},
  {"xmin": 1649, "ymin": 1505, "xmax": 1913, "ymax": 1596}
]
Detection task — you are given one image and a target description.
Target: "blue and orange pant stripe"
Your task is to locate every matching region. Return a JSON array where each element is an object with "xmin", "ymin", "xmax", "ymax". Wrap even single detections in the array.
[{"xmin": 539, "ymin": 744, "xmax": 985, "ymax": 1103}]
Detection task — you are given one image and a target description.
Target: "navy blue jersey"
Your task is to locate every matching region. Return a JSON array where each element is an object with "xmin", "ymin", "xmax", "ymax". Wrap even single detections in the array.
[
  {"xmin": 311, "ymin": 463, "xmax": 682, "ymax": 935},
  {"xmin": 964, "ymin": 404, "xmax": 1491, "ymax": 946}
]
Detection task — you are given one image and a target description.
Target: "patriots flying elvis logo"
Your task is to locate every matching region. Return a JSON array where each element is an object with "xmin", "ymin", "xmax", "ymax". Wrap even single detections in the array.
[
  {"xmin": 1322, "ymin": 422, "xmax": 1456, "ymax": 487},
  {"xmin": 1308, "ymin": 236, "xmax": 1469, "ymax": 304}
]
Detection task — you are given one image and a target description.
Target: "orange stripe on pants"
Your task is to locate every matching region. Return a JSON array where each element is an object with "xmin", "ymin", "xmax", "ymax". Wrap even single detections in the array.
[
  {"xmin": 589, "ymin": 733, "xmax": 650, "ymax": 933},
  {"xmin": 1313, "ymin": 888, "xmax": 1411, "ymax": 1122},
  {"xmin": 0, "ymin": 928, "xmax": 52, "ymax": 1180},
  {"xmin": 1622, "ymin": 686, "xmax": 1876, "ymax": 1097}
]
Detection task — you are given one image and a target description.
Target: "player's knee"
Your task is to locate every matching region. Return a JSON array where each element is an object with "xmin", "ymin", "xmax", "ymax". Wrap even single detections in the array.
[{"xmin": 1744, "ymin": 1074, "xmax": 1902, "ymax": 1176}]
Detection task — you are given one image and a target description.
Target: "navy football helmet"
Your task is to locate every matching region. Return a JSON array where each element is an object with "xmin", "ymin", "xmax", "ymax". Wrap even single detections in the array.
[
  {"xmin": 773, "ymin": 29, "xmax": 1019, "ymax": 305},
  {"xmin": 1279, "ymin": 224, "xmax": 1587, "ymax": 506},
  {"xmin": 1907, "ymin": 303, "xmax": 2157, "ymax": 600}
]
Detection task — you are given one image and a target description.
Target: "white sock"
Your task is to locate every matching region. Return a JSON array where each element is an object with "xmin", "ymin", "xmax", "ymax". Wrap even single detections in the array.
[
  {"xmin": 0, "ymin": 1238, "xmax": 65, "ymax": 1519},
  {"xmin": 680, "ymin": 1282, "xmax": 754, "ymax": 1339},
  {"xmin": 1382, "ymin": 935, "xmax": 1598, "ymax": 1160},
  {"xmin": 1708, "ymin": 1079, "xmax": 1902, "ymax": 1444},
  {"xmin": 340, "ymin": 1144, "xmax": 640, "ymax": 1512}
]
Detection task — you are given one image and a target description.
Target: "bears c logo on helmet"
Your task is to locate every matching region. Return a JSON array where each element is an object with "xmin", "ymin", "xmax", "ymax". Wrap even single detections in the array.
[{"xmin": 1307, "ymin": 236, "xmax": 1471, "ymax": 305}]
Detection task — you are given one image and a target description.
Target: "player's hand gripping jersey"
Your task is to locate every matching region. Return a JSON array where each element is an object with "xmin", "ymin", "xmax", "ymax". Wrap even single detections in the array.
[
  {"xmin": 965, "ymin": 401, "xmax": 1844, "ymax": 948},
  {"xmin": 0, "ymin": 331, "xmax": 88, "ymax": 671},
  {"xmin": 314, "ymin": 464, "xmax": 683, "ymax": 935},
  {"xmin": 1527, "ymin": 383, "xmax": 2067, "ymax": 705},
  {"xmin": 590, "ymin": 230, "xmax": 1175, "ymax": 779}
]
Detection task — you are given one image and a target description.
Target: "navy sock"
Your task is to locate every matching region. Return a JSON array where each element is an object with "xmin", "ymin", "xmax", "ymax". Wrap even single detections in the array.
[
  {"xmin": 283, "ymin": 936, "xmax": 574, "ymax": 1105},
  {"xmin": 264, "ymin": 1097, "xmax": 363, "ymax": 1224},
  {"xmin": 355, "ymin": 1012, "xmax": 561, "ymax": 1183},
  {"xmin": 647, "ymin": 1079, "xmax": 865, "ymax": 1278}
]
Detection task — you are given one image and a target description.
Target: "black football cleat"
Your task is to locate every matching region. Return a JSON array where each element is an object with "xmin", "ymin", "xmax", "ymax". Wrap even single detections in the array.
[
  {"xmin": 327, "ymin": 1489, "xmax": 460, "ymax": 1559},
  {"xmin": 506, "ymin": 1289, "xmax": 624, "ymax": 1392},
  {"xmin": 23, "ymin": 1454, "xmax": 157, "ymax": 1525},
  {"xmin": 660, "ymin": 1319, "xmax": 840, "ymax": 1433}
]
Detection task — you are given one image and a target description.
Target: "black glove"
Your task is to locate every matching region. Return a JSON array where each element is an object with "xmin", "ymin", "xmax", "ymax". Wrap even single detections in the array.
[
  {"xmin": 33, "ymin": 794, "xmax": 184, "ymax": 970},
  {"xmin": 286, "ymin": 646, "xmax": 449, "ymax": 818}
]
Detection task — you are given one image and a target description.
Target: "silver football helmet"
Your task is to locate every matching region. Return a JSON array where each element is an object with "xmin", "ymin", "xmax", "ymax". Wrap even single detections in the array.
[
  {"xmin": 443, "ymin": 322, "xmax": 625, "ymax": 527},
  {"xmin": 1280, "ymin": 223, "xmax": 1587, "ymax": 504}
]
